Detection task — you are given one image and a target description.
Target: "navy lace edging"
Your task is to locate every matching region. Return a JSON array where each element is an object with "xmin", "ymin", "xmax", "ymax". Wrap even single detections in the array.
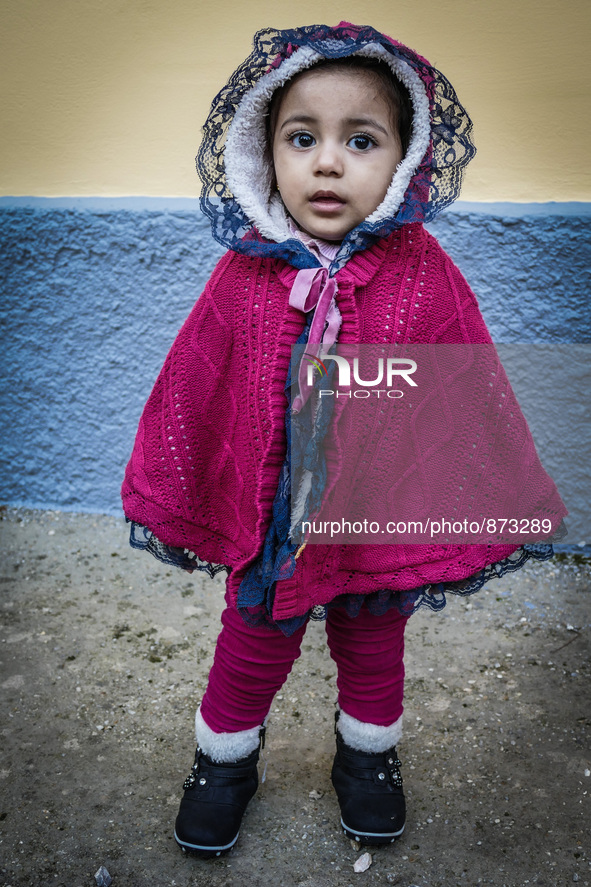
[
  {"xmin": 127, "ymin": 520, "xmax": 229, "ymax": 579},
  {"xmin": 237, "ymin": 542, "xmax": 556, "ymax": 637}
]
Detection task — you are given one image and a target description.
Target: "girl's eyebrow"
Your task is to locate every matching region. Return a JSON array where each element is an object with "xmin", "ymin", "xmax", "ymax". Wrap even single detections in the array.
[
  {"xmin": 278, "ymin": 114, "xmax": 317, "ymax": 131},
  {"xmin": 278, "ymin": 114, "xmax": 390, "ymax": 136},
  {"xmin": 345, "ymin": 116, "xmax": 390, "ymax": 136}
]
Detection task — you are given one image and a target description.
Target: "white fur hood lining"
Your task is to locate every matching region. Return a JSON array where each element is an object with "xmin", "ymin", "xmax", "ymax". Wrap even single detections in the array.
[{"xmin": 224, "ymin": 43, "xmax": 431, "ymax": 244}]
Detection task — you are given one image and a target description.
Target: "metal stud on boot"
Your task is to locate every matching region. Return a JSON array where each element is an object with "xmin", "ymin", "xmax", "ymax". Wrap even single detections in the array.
[
  {"xmin": 331, "ymin": 716, "xmax": 405, "ymax": 845},
  {"xmin": 174, "ymin": 728, "xmax": 264, "ymax": 857}
]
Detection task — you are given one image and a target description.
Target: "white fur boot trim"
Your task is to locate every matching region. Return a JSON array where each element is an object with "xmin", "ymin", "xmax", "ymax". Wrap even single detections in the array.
[
  {"xmin": 337, "ymin": 708, "xmax": 403, "ymax": 753},
  {"xmin": 194, "ymin": 707, "xmax": 262, "ymax": 763}
]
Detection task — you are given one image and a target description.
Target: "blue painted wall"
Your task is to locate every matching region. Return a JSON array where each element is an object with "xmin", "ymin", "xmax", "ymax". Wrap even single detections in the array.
[
  {"xmin": 0, "ymin": 200, "xmax": 225, "ymax": 515},
  {"xmin": 1, "ymin": 199, "xmax": 589, "ymax": 541}
]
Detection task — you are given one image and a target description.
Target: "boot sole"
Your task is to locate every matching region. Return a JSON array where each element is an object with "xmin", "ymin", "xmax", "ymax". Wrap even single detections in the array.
[
  {"xmin": 341, "ymin": 817, "xmax": 405, "ymax": 845},
  {"xmin": 174, "ymin": 828, "xmax": 239, "ymax": 858}
]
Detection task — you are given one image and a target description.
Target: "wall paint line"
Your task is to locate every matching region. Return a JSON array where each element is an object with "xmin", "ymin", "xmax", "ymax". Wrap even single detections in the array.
[{"xmin": 1, "ymin": 196, "xmax": 591, "ymax": 217}]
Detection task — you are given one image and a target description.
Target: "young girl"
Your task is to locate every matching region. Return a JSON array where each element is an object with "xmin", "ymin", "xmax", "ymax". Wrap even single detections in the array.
[{"xmin": 121, "ymin": 23, "xmax": 567, "ymax": 857}]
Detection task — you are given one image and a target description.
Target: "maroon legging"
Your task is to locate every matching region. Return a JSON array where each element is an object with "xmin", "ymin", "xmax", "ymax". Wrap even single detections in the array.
[{"xmin": 200, "ymin": 604, "xmax": 409, "ymax": 733}]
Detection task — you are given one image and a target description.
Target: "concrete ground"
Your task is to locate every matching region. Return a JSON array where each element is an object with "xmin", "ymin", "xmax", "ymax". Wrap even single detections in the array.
[{"xmin": 0, "ymin": 507, "xmax": 589, "ymax": 887}]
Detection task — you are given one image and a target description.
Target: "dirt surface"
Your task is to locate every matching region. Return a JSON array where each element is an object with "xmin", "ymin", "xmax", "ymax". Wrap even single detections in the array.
[{"xmin": 0, "ymin": 507, "xmax": 589, "ymax": 887}]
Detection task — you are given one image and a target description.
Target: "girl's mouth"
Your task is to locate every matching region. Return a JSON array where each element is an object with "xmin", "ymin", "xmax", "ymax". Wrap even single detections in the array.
[{"xmin": 309, "ymin": 191, "xmax": 346, "ymax": 212}]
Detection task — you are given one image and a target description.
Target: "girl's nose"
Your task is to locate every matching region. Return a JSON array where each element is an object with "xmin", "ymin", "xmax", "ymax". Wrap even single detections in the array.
[{"xmin": 313, "ymin": 141, "xmax": 344, "ymax": 176}]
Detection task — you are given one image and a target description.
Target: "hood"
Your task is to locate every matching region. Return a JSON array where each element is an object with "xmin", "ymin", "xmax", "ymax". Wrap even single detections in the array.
[{"xmin": 197, "ymin": 23, "xmax": 476, "ymax": 271}]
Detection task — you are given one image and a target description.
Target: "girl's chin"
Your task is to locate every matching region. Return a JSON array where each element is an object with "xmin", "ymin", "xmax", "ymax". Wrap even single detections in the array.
[
  {"xmin": 308, "ymin": 231, "xmax": 344, "ymax": 244},
  {"xmin": 298, "ymin": 221, "xmax": 351, "ymax": 243}
]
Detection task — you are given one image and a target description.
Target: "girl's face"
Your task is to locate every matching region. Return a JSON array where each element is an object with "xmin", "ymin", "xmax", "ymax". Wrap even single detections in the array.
[{"xmin": 272, "ymin": 67, "xmax": 403, "ymax": 242}]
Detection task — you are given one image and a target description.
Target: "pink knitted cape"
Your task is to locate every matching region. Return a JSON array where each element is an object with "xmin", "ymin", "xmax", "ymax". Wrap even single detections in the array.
[{"xmin": 121, "ymin": 223, "xmax": 567, "ymax": 621}]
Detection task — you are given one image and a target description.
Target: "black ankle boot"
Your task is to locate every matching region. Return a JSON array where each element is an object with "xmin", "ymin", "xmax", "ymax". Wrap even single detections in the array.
[
  {"xmin": 331, "ymin": 719, "xmax": 405, "ymax": 845},
  {"xmin": 174, "ymin": 728, "xmax": 264, "ymax": 857}
]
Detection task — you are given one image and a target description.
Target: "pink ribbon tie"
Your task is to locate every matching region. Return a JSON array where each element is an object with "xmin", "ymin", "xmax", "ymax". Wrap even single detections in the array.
[{"xmin": 288, "ymin": 267, "xmax": 341, "ymax": 413}]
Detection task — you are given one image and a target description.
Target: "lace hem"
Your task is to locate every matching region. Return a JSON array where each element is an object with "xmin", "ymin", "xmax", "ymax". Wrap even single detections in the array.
[
  {"xmin": 127, "ymin": 521, "xmax": 229, "ymax": 578},
  {"xmin": 126, "ymin": 518, "xmax": 555, "ymax": 638},
  {"xmin": 237, "ymin": 543, "xmax": 555, "ymax": 637}
]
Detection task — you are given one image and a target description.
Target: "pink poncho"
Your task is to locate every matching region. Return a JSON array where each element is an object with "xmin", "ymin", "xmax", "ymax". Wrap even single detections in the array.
[{"xmin": 122, "ymin": 223, "xmax": 567, "ymax": 621}]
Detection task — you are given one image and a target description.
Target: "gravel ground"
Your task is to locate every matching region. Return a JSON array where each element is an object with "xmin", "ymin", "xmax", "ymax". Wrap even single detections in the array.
[{"xmin": 0, "ymin": 507, "xmax": 589, "ymax": 887}]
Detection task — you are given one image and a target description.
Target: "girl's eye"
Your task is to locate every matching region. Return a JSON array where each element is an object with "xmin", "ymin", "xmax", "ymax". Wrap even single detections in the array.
[
  {"xmin": 290, "ymin": 132, "xmax": 316, "ymax": 149},
  {"xmin": 348, "ymin": 134, "xmax": 376, "ymax": 151}
]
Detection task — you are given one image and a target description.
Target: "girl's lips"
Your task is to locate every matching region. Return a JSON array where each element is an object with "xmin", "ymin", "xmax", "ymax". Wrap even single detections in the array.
[{"xmin": 309, "ymin": 193, "xmax": 346, "ymax": 212}]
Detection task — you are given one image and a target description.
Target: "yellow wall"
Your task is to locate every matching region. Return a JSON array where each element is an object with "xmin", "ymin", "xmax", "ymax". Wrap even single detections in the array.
[{"xmin": 1, "ymin": 0, "xmax": 589, "ymax": 201}]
